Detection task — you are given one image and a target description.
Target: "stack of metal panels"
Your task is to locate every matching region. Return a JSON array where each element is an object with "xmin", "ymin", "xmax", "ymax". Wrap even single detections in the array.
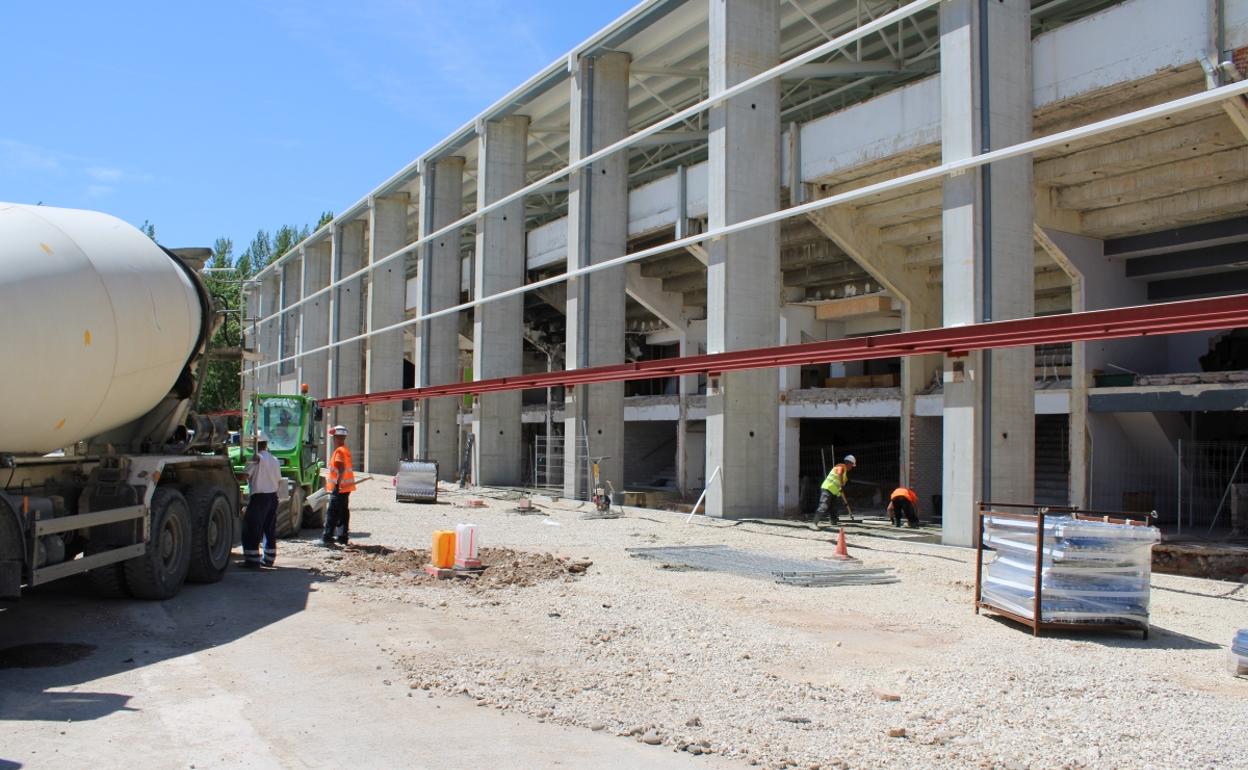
[{"xmin": 981, "ymin": 515, "xmax": 1159, "ymax": 627}]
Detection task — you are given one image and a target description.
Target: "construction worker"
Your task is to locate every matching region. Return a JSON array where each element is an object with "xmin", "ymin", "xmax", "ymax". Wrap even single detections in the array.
[
  {"xmin": 888, "ymin": 486, "xmax": 920, "ymax": 528},
  {"xmin": 270, "ymin": 409, "xmax": 296, "ymax": 448},
  {"xmin": 813, "ymin": 454, "xmax": 855, "ymax": 529},
  {"xmin": 242, "ymin": 433, "xmax": 282, "ymax": 568},
  {"xmin": 322, "ymin": 425, "xmax": 356, "ymax": 546}
]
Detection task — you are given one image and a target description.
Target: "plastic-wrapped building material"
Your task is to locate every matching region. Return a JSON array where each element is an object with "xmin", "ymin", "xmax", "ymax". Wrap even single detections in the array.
[
  {"xmin": 981, "ymin": 515, "xmax": 1160, "ymax": 627},
  {"xmin": 1232, "ymin": 628, "xmax": 1248, "ymax": 675}
]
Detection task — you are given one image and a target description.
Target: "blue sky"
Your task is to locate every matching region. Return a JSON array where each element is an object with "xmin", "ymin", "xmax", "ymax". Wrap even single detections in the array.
[{"xmin": 1, "ymin": 0, "xmax": 633, "ymax": 257}]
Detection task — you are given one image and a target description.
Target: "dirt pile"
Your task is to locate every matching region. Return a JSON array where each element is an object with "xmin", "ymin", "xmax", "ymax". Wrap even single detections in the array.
[{"xmin": 324, "ymin": 545, "xmax": 591, "ymax": 590}]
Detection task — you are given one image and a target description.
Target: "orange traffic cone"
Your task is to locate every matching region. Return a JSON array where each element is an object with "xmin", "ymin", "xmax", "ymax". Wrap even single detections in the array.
[{"xmin": 829, "ymin": 527, "xmax": 852, "ymax": 561}]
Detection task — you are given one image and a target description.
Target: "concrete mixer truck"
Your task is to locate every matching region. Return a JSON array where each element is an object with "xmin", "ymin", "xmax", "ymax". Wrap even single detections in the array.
[{"xmin": 0, "ymin": 202, "xmax": 241, "ymax": 600}]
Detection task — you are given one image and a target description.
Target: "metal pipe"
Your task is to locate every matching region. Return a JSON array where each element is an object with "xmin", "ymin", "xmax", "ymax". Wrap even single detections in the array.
[
  {"xmin": 251, "ymin": 78, "xmax": 1248, "ymax": 375},
  {"xmin": 978, "ymin": 0, "xmax": 993, "ymax": 506}
]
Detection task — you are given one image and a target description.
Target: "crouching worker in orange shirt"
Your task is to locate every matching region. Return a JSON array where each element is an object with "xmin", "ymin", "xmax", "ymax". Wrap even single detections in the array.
[{"xmin": 887, "ymin": 487, "xmax": 920, "ymax": 528}]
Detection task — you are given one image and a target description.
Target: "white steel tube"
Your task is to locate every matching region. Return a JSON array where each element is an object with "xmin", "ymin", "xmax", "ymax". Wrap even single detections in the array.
[
  {"xmin": 250, "ymin": 0, "xmax": 943, "ymax": 325},
  {"xmin": 250, "ymin": 77, "xmax": 1248, "ymax": 375}
]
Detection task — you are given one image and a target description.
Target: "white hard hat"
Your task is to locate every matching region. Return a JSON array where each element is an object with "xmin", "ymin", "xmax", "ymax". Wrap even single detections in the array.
[
  {"xmin": 843, "ymin": 454, "xmax": 857, "ymax": 465},
  {"xmin": 255, "ymin": 432, "xmax": 270, "ymax": 445},
  {"xmin": 330, "ymin": 425, "xmax": 349, "ymax": 436}
]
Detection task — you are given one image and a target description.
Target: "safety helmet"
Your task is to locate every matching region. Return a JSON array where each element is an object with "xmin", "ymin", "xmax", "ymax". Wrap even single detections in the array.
[
  {"xmin": 256, "ymin": 432, "xmax": 270, "ymax": 445},
  {"xmin": 330, "ymin": 425, "xmax": 349, "ymax": 436},
  {"xmin": 843, "ymin": 454, "xmax": 856, "ymax": 465}
]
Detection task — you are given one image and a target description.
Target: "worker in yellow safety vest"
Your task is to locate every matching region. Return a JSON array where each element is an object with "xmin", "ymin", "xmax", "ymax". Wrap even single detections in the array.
[
  {"xmin": 813, "ymin": 454, "xmax": 855, "ymax": 529},
  {"xmin": 322, "ymin": 425, "xmax": 356, "ymax": 547},
  {"xmin": 888, "ymin": 486, "xmax": 920, "ymax": 528}
]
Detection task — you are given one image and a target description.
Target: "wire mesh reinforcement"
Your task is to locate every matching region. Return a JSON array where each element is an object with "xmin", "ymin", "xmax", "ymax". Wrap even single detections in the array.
[{"xmin": 626, "ymin": 545, "xmax": 897, "ymax": 587}]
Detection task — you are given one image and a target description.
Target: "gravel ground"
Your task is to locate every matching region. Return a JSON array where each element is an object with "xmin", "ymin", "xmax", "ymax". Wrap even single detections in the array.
[{"xmin": 284, "ymin": 481, "xmax": 1247, "ymax": 770}]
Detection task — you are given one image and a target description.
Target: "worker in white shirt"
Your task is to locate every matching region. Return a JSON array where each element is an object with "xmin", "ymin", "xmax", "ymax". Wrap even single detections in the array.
[{"xmin": 242, "ymin": 433, "xmax": 284, "ymax": 568}]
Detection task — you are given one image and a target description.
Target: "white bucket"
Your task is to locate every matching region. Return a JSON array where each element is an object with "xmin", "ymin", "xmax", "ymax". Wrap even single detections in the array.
[{"xmin": 455, "ymin": 523, "xmax": 480, "ymax": 565}]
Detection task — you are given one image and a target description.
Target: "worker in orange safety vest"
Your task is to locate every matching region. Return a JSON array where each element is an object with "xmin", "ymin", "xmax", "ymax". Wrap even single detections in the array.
[
  {"xmin": 888, "ymin": 486, "xmax": 920, "ymax": 528},
  {"xmin": 322, "ymin": 425, "xmax": 357, "ymax": 546}
]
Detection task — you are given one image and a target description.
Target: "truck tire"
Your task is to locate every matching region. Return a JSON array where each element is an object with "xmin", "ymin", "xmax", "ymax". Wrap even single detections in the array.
[
  {"xmin": 0, "ymin": 505, "xmax": 25, "ymax": 600},
  {"xmin": 124, "ymin": 487, "xmax": 192, "ymax": 600},
  {"xmin": 186, "ymin": 485, "xmax": 232, "ymax": 584},
  {"xmin": 279, "ymin": 485, "xmax": 304, "ymax": 538},
  {"xmin": 301, "ymin": 487, "xmax": 325, "ymax": 530},
  {"xmin": 85, "ymin": 563, "xmax": 129, "ymax": 598}
]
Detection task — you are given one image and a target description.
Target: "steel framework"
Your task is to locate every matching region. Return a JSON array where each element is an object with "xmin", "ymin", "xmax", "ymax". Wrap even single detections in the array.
[{"xmin": 320, "ymin": 294, "xmax": 1248, "ymax": 407}]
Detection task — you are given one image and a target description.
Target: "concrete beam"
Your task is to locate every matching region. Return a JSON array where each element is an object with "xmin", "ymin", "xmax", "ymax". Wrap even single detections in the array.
[
  {"xmin": 859, "ymin": 186, "xmax": 943, "ymax": 226},
  {"xmin": 1081, "ymin": 179, "xmax": 1248, "ymax": 236},
  {"xmin": 1035, "ymin": 114, "xmax": 1238, "ymax": 187},
  {"xmin": 625, "ymin": 263, "xmax": 687, "ymax": 331},
  {"xmin": 1058, "ymin": 147, "xmax": 1248, "ymax": 211},
  {"xmin": 879, "ymin": 216, "xmax": 943, "ymax": 246}
]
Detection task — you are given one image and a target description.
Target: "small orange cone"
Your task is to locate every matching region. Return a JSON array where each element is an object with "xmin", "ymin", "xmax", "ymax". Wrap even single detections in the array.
[{"xmin": 829, "ymin": 527, "xmax": 852, "ymax": 560}]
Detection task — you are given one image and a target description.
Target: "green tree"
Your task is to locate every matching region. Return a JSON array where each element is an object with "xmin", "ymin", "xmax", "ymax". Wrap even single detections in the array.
[
  {"xmin": 196, "ymin": 237, "xmax": 244, "ymax": 413},
  {"xmin": 194, "ymin": 216, "xmax": 327, "ymax": 413},
  {"xmin": 316, "ymin": 210, "xmax": 334, "ymax": 229}
]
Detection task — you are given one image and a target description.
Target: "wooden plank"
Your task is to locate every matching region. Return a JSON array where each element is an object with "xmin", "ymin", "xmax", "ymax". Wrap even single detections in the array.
[{"xmin": 813, "ymin": 294, "xmax": 893, "ymax": 320}]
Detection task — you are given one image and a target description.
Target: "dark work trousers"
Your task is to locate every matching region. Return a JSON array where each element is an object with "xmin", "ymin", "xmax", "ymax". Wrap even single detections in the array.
[
  {"xmin": 813, "ymin": 490, "xmax": 846, "ymax": 527},
  {"xmin": 324, "ymin": 492, "xmax": 351, "ymax": 545},
  {"xmin": 243, "ymin": 492, "xmax": 279, "ymax": 566},
  {"xmin": 890, "ymin": 497, "xmax": 919, "ymax": 528}
]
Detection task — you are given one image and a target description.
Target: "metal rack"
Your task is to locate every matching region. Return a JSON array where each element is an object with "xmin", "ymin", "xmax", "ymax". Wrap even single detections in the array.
[{"xmin": 974, "ymin": 501, "xmax": 1155, "ymax": 639}]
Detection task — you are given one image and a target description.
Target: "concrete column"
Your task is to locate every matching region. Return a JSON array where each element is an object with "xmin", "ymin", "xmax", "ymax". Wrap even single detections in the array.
[
  {"xmin": 473, "ymin": 116, "xmax": 529, "ymax": 486},
  {"xmin": 778, "ymin": 309, "xmax": 808, "ymax": 515},
  {"xmin": 258, "ymin": 273, "xmax": 281, "ymax": 395},
  {"xmin": 705, "ymin": 0, "xmax": 781, "ymax": 518},
  {"xmin": 940, "ymin": 0, "xmax": 1035, "ymax": 545},
  {"xmin": 332, "ymin": 221, "xmax": 367, "ymax": 461},
  {"xmin": 299, "ymin": 242, "xmax": 331, "ymax": 400},
  {"xmin": 415, "ymin": 157, "xmax": 466, "ymax": 478},
  {"xmin": 676, "ymin": 321, "xmax": 705, "ymax": 499},
  {"xmin": 279, "ymin": 257, "xmax": 302, "ymax": 390},
  {"xmin": 241, "ymin": 278, "xmax": 261, "ymax": 411},
  {"xmin": 562, "ymin": 51, "xmax": 630, "ymax": 500},
  {"xmin": 365, "ymin": 194, "xmax": 410, "ymax": 475}
]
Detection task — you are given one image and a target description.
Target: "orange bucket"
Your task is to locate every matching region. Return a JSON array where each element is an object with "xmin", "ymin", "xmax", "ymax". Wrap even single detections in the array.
[{"xmin": 431, "ymin": 530, "xmax": 456, "ymax": 569}]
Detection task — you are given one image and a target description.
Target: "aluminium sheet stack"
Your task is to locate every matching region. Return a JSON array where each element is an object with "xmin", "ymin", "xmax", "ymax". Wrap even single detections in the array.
[{"xmin": 981, "ymin": 515, "xmax": 1159, "ymax": 628}]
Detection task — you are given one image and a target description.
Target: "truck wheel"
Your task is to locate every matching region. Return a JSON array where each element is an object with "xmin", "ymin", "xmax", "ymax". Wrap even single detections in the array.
[
  {"xmin": 86, "ymin": 563, "xmax": 129, "ymax": 598},
  {"xmin": 279, "ymin": 485, "xmax": 304, "ymax": 538},
  {"xmin": 186, "ymin": 485, "xmax": 232, "ymax": 584},
  {"xmin": 0, "ymin": 506, "xmax": 26, "ymax": 600},
  {"xmin": 301, "ymin": 488, "xmax": 325, "ymax": 529},
  {"xmin": 124, "ymin": 487, "xmax": 192, "ymax": 600}
]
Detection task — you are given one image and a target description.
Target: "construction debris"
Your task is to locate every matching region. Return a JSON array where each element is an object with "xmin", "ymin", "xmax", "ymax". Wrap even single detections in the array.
[
  {"xmin": 626, "ymin": 544, "xmax": 897, "ymax": 587},
  {"xmin": 318, "ymin": 545, "xmax": 588, "ymax": 590}
]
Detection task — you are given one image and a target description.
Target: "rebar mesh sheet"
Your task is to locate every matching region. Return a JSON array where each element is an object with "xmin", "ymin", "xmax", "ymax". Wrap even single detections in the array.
[{"xmin": 626, "ymin": 545, "xmax": 897, "ymax": 586}]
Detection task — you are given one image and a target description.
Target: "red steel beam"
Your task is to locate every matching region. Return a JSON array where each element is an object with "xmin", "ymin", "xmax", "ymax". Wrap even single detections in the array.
[{"xmin": 320, "ymin": 294, "xmax": 1248, "ymax": 407}]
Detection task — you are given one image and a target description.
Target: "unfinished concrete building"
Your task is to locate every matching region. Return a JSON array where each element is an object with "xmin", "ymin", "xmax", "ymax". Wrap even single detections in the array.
[{"xmin": 245, "ymin": 0, "xmax": 1248, "ymax": 545}]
